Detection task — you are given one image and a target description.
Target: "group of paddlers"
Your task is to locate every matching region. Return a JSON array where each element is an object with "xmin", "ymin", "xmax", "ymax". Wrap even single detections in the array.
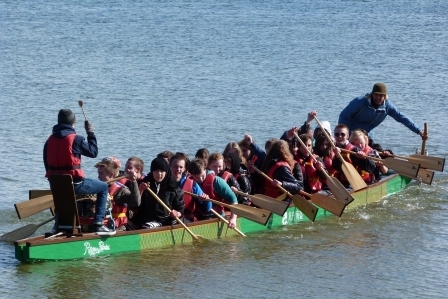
[{"xmin": 44, "ymin": 83, "xmax": 424, "ymax": 236}]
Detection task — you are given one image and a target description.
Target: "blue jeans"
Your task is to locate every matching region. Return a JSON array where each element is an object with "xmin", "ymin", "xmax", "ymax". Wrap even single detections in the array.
[{"xmin": 74, "ymin": 178, "xmax": 108, "ymax": 225}]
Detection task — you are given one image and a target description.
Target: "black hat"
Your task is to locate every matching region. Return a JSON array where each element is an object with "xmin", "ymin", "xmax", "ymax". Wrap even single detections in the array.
[
  {"xmin": 150, "ymin": 157, "xmax": 169, "ymax": 173},
  {"xmin": 58, "ymin": 109, "xmax": 76, "ymax": 125}
]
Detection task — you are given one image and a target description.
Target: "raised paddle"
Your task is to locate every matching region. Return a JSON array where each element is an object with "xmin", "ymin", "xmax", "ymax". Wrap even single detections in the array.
[
  {"xmin": 78, "ymin": 100, "xmax": 88, "ymax": 120},
  {"xmin": 314, "ymin": 116, "xmax": 367, "ymax": 191},
  {"xmin": 294, "ymin": 132, "xmax": 355, "ymax": 207},
  {"xmin": 341, "ymin": 149, "xmax": 421, "ymax": 178},
  {"xmin": 232, "ymin": 190, "xmax": 290, "ymax": 216},
  {"xmin": 420, "ymin": 123, "xmax": 428, "ymax": 155},
  {"xmin": 0, "ymin": 216, "xmax": 55, "ymax": 242},
  {"xmin": 251, "ymin": 165, "xmax": 318, "ymax": 222},
  {"xmin": 146, "ymin": 187, "xmax": 205, "ymax": 242}
]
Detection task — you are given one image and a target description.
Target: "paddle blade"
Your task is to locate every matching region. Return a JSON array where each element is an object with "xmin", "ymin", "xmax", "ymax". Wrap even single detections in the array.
[
  {"xmin": 308, "ymin": 193, "xmax": 346, "ymax": 217},
  {"xmin": 249, "ymin": 194, "xmax": 290, "ymax": 216},
  {"xmin": 1, "ymin": 224, "xmax": 40, "ymax": 242},
  {"xmin": 408, "ymin": 154, "xmax": 445, "ymax": 172},
  {"xmin": 325, "ymin": 176, "xmax": 355, "ymax": 205},
  {"xmin": 417, "ymin": 168, "xmax": 434, "ymax": 185},
  {"xmin": 290, "ymin": 195, "xmax": 318, "ymax": 222},
  {"xmin": 15, "ymin": 194, "xmax": 54, "ymax": 219},
  {"xmin": 340, "ymin": 160, "xmax": 368, "ymax": 191},
  {"xmin": 383, "ymin": 158, "xmax": 420, "ymax": 178},
  {"xmin": 228, "ymin": 204, "xmax": 272, "ymax": 226},
  {"xmin": 275, "ymin": 193, "xmax": 288, "ymax": 201}
]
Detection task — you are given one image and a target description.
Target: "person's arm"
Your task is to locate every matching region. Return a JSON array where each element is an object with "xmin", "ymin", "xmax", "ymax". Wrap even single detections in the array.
[
  {"xmin": 192, "ymin": 181, "xmax": 212, "ymax": 211},
  {"xmin": 72, "ymin": 134, "xmax": 98, "ymax": 158},
  {"xmin": 338, "ymin": 96, "xmax": 366, "ymax": 130},
  {"xmin": 273, "ymin": 166, "xmax": 302, "ymax": 194},
  {"xmin": 171, "ymin": 190, "xmax": 185, "ymax": 215},
  {"xmin": 213, "ymin": 177, "xmax": 238, "ymax": 204},
  {"xmin": 115, "ymin": 180, "xmax": 141, "ymax": 208},
  {"xmin": 43, "ymin": 140, "xmax": 49, "ymax": 172},
  {"xmin": 249, "ymin": 142, "xmax": 266, "ymax": 162},
  {"xmin": 386, "ymin": 101, "xmax": 421, "ymax": 134}
]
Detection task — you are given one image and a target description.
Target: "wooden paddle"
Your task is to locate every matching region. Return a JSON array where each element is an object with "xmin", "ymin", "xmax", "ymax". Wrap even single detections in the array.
[
  {"xmin": 314, "ymin": 116, "xmax": 367, "ymax": 191},
  {"xmin": 389, "ymin": 154, "xmax": 445, "ymax": 172},
  {"xmin": 341, "ymin": 149, "xmax": 420, "ymax": 178},
  {"xmin": 294, "ymin": 132, "xmax": 355, "ymax": 207},
  {"xmin": 182, "ymin": 191, "xmax": 248, "ymax": 236},
  {"xmin": 78, "ymin": 100, "xmax": 88, "ymax": 120},
  {"xmin": 0, "ymin": 217, "xmax": 55, "ymax": 242},
  {"xmin": 402, "ymin": 168, "xmax": 434, "ymax": 185},
  {"xmin": 251, "ymin": 165, "xmax": 318, "ymax": 222},
  {"xmin": 146, "ymin": 187, "xmax": 205, "ymax": 242},
  {"xmin": 232, "ymin": 190, "xmax": 290, "ymax": 216},
  {"xmin": 300, "ymin": 191, "xmax": 346, "ymax": 217}
]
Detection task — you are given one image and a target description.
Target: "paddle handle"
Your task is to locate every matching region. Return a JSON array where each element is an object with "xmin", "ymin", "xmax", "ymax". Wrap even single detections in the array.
[
  {"xmin": 421, "ymin": 123, "xmax": 428, "ymax": 155},
  {"xmin": 146, "ymin": 187, "xmax": 198, "ymax": 240},
  {"xmin": 313, "ymin": 116, "xmax": 344, "ymax": 160},
  {"xmin": 340, "ymin": 149, "xmax": 382, "ymax": 162},
  {"xmin": 106, "ymin": 175, "xmax": 128, "ymax": 184},
  {"xmin": 78, "ymin": 100, "xmax": 88, "ymax": 121},
  {"xmin": 183, "ymin": 191, "xmax": 232, "ymax": 209},
  {"xmin": 251, "ymin": 165, "xmax": 290, "ymax": 195},
  {"xmin": 209, "ymin": 209, "xmax": 246, "ymax": 237}
]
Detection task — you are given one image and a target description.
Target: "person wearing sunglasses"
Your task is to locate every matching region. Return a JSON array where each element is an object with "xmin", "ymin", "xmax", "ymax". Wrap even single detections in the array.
[
  {"xmin": 338, "ymin": 83, "xmax": 424, "ymax": 140},
  {"xmin": 332, "ymin": 124, "xmax": 376, "ymax": 188}
]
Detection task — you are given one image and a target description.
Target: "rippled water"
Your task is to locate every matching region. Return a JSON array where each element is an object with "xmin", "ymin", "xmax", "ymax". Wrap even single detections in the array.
[{"xmin": 1, "ymin": 0, "xmax": 447, "ymax": 298}]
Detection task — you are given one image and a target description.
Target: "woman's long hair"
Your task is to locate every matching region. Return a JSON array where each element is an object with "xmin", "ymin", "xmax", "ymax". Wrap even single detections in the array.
[
  {"xmin": 261, "ymin": 140, "xmax": 295, "ymax": 173},
  {"xmin": 313, "ymin": 133, "xmax": 333, "ymax": 158},
  {"xmin": 223, "ymin": 142, "xmax": 247, "ymax": 165}
]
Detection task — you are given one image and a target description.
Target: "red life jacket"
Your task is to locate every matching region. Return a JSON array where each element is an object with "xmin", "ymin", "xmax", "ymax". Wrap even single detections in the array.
[
  {"xmin": 303, "ymin": 155, "xmax": 322, "ymax": 192},
  {"xmin": 264, "ymin": 161, "xmax": 291, "ymax": 197},
  {"xmin": 201, "ymin": 173, "xmax": 225, "ymax": 214},
  {"xmin": 358, "ymin": 146, "xmax": 375, "ymax": 183},
  {"xmin": 323, "ymin": 152, "xmax": 338, "ymax": 178},
  {"xmin": 45, "ymin": 134, "xmax": 84, "ymax": 179},
  {"xmin": 219, "ymin": 171, "xmax": 232, "ymax": 182},
  {"xmin": 109, "ymin": 181, "xmax": 128, "ymax": 228},
  {"xmin": 182, "ymin": 177, "xmax": 202, "ymax": 221}
]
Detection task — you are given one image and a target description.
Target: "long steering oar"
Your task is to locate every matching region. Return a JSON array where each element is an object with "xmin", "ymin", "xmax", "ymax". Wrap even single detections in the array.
[
  {"xmin": 251, "ymin": 165, "xmax": 318, "ymax": 222},
  {"xmin": 314, "ymin": 116, "xmax": 367, "ymax": 191},
  {"xmin": 341, "ymin": 149, "xmax": 420, "ymax": 178},
  {"xmin": 294, "ymin": 132, "xmax": 355, "ymax": 208},
  {"xmin": 1, "ymin": 216, "xmax": 55, "ymax": 242},
  {"xmin": 232, "ymin": 190, "xmax": 289, "ymax": 216},
  {"xmin": 420, "ymin": 122, "xmax": 428, "ymax": 155},
  {"xmin": 182, "ymin": 192, "xmax": 246, "ymax": 237},
  {"xmin": 78, "ymin": 100, "xmax": 88, "ymax": 121},
  {"xmin": 146, "ymin": 188, "xmax": 205, "ymax": 242}
]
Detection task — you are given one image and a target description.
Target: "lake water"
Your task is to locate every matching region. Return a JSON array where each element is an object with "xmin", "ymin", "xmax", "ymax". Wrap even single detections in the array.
[{"xmin": 1, "ymin": 0, "xmax": 447, "ymax": 298}]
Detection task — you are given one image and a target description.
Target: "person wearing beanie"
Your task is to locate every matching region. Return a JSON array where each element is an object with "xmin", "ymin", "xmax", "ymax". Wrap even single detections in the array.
[
  {"xmin": 338, "ymin": 83, "xmax": 424, "ymax": 139},
  {"xmin": 43, "ymin": 108, "xmax": 115, "ymax": 235},
  {"xmin": 132, "ymin": 157, "xmax": 184, "ymax": 229}
]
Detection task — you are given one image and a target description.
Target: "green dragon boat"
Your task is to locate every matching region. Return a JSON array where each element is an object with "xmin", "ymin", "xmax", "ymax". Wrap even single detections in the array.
[{"xmin": 13, "ymin": 173, "xmax": 412, "ymax": 262}]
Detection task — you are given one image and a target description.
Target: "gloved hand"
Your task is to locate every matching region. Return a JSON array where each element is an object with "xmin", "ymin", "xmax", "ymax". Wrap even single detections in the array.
[{"xmin": 85, "ymin": 120, "xmax": 94, "ymax": 134}]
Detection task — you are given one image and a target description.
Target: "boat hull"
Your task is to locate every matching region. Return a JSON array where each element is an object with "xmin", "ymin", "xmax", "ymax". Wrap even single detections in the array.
[{"xmin": 14, "ymin": 174, "xmax": 412, "ymax": 262}]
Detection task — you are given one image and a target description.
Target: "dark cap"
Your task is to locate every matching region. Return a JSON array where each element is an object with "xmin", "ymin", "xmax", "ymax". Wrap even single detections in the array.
[
  {"xmin": 58, "ymin": 109, "xmax": 76, "ymax": 125},
  {"xmin": 371, "ymin": 83, "xmax": 387, "ymax": 95}
]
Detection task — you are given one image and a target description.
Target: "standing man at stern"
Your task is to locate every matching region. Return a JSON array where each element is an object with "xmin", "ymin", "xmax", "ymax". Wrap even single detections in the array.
[
  {"xmin": 43, "ymin": 109, "xmax": 115, "ymax": 236},
  {"xmin": 338, "ymin": 83, "xmax": 424, "ymax": 140}
]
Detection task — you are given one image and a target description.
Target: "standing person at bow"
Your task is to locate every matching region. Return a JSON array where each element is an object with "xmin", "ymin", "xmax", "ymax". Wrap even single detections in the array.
[
  {"xmin": 170, "ymin": 153, "xmax": 211, "ymax": 222},
  {"xmin": 135, "ymin": 157, "xmax": 184, "ymax": 229},
  {"xmin": 95, "ymin": 156, "xmax": 141, "ymax": 231},
  {"xmin": 261, "ymin": 140, "xmax": 304, "ymax": 198},
  {"xmin": 339, "ymin": 83, "xmax": 424, "ymax": 141},
  {"xmin": 332, "ymin": 124, "xmax": 376, "ymax": 188},
  {"xmin": 43, "ymin": 109, "xmax": 115, "ymax": 235},
  {"xmin": 187, "ymin": 158, "xmax": 238, "ymax": 229}
]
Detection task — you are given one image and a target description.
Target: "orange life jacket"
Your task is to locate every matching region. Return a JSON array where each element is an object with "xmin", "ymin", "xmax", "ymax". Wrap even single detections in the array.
[
  {"xmin": 264, "ymin": 161, "xmax": 291, "ymax": 197},
  {"xmin": 45, "ymin": 134, "xmax": 84, "ymax": 179}
]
